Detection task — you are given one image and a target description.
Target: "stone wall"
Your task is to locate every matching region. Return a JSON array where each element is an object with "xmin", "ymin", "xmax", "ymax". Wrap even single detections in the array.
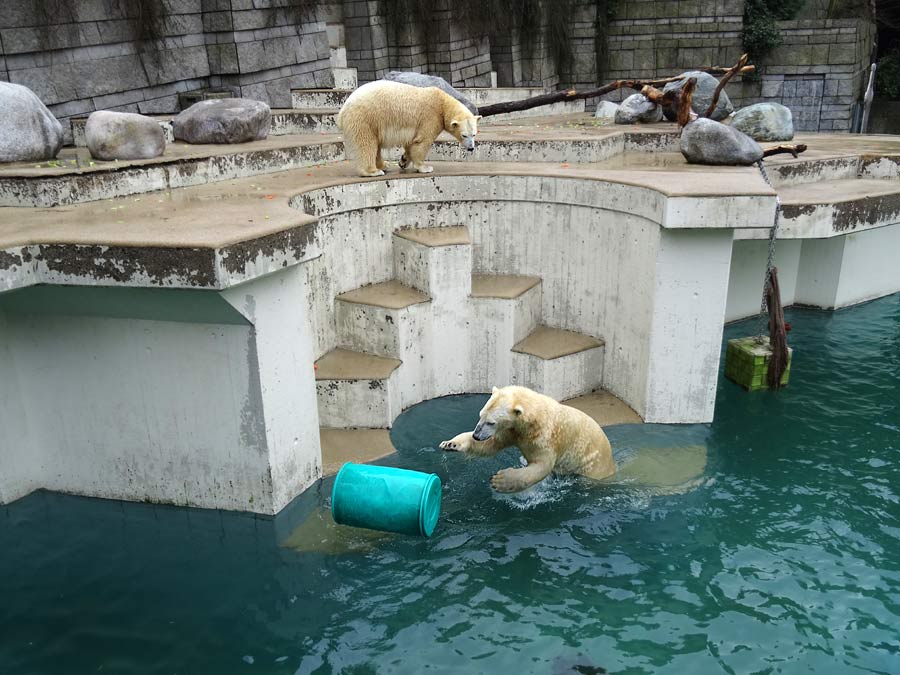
[
  {"xmin": 0, "ymin": 0, "xmax": 332, "ymax": 139},
  {"xmin": 602, "ymin": 0, "xmax": 874, "ymax": 132},
  {"xmin": 0, "ymin": 0, "xmax": 878, "ymax": 136}
]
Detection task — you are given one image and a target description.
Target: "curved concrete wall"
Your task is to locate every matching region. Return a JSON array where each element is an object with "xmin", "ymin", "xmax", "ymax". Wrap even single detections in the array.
[{"xmin": 295, "ymin": 173, "xmax": 741, "ymax": 422}]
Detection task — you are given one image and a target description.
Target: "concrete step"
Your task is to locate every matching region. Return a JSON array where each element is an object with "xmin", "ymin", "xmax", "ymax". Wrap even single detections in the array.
[
  {"xmin": 315, "ymin": 348, "xmax": 402, "ymax": 428},
  {"xmin": 291, "ymin": 88, "xmax": 353, "ymax": 109},
  {"xmin": 335, "ymin": 280, "xmax": 430, "ymax": 359},
  {"xmin": 335, "ymin": 280, "xmax": 431, "ymax": 409},
  {"xmin": 288, "ymin": 85, "xmax": 584, "ymax": 119},
  {"xmin": 511, "ymin": 325, "xmax": 605, "ymax": 401},
  {"xmin": 319, "ymin": 427, "xmax": 396, "ymax": 476},
  {"xmin": 330, "ymin": 46, "xmax": 348, "ymax": 69},
  {"xmin": 393, "ymin": 226, "xmax": 472, "ymax": 299},
  {"xmin": 70, "ymin": 109, "xmax": 338, "ymax": 147},
  {"xmin": 333, "ymin": 67, "xmax": 358, "ymax": 90},
  {"xmin": 470, "ymin": 274, "xmax": 542, "ymax": 391},
  {"xmin": 393, "ymin": 226, "xmax": 473, "ymax": 397}
]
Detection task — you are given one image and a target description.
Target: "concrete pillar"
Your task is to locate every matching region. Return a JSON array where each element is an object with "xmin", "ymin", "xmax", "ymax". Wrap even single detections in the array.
[
  {"xmin": 0, "ymin": 268, "xmax": 321, "ymax": 514},
  {"xmin": 644, "ymin": 229, "xmax": 734, "ymax": 423},
  {"xmin": 222, "ymin": 266, "xmax": 322, "ymax": 513}
]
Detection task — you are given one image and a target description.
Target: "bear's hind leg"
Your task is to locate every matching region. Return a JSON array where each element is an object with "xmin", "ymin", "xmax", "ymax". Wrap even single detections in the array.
[
  {"xmin": 354, "ymin": 136, "xmax": 385, "ymax": 177},
  {"xmin": 376, "ymin": 149, "xmax": 386, "ymax": 171},
  {"xmin": 400, "ymin": 139, "xmax": 434, "ymax": 174}
]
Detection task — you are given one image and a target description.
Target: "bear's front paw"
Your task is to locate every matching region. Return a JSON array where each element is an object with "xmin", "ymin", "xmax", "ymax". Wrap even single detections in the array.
[
  {"xmin": 416, "ymin": 165, "xmax": 434, "ymax": 174},
  {"xmin": 439, "ymin": 440, "xmax": 461, "ymax": 452},
  {"xmin": 490, "ymin": 468, "xmax": 523, "ymax": 493}
]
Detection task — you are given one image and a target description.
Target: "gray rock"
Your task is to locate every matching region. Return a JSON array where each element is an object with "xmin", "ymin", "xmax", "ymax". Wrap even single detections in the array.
[
  {"xmin": 614, "ymin": 94, "xmax": 663, "ymax": 124},
  {"xmin": 383, "ymin": 71, "xmax": 478, "ymax": 115},
  {"xmin": 0, "ymin": 82, "xmax": 64, "ymax": 163},
  {"xmin": 663, "ymin": 71, "xmax": 734, "ymax": 122},
  {"xmin": 731, "ymin": 102, "xmax": 794, "ymax": 142},
  {"xmin": 85, "ymin": 111, "xmax": 166, "ymax": 161},
  {"xmin": 680, "ymin": 117, "xmax": 764, "ymax": 166},
  {"xmin": 173, "ymin": 98, "xmax": 271, "ymax": 144},
  {"xmin": 594, "ymin": 100, "xmax": 619, "ymax": 123}
]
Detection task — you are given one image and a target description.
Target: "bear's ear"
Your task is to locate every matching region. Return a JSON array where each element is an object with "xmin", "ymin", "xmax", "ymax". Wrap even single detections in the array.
[
  {"xmin": 450, "ymin": 119, "xmax": 460, "ymax": 128},
  {"xmin": 475, "ymin": 115, "xmax": 482, "ymax": 121},
  {"xmin": 491, "ymin": 386, "xmax": 499, "ymax": 395},
  {"xmin": 513, "ymin": 405, "xmax": 524, "ymax": 416}
]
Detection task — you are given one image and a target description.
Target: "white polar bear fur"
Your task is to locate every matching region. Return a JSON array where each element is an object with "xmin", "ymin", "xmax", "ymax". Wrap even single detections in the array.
[{"xmin": 336, "ymin": 80, "xmax": 480, "ymax": 177}]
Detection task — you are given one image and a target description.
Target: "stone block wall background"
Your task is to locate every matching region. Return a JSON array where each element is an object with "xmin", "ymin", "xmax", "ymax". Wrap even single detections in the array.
[
  {"xmin": 0, "ymin": 0, "xmax": 332, "ymax": 140},
  {"xmin": 0, "ymin": 0, "xmax": 877, "ymax": 136},
  {"xmin": 598, "ymin": 0, "xmax": 874, "ymax": 132}
]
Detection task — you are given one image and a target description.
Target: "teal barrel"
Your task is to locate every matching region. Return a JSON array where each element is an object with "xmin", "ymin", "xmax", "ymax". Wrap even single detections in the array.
[{"xmin": 331, "ymin": 463, "xmax": 442, "ymax": 537}]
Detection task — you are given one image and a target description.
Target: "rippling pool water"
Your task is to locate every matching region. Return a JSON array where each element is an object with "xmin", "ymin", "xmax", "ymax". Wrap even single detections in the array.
[{"xmin": 2, "ymin": 296, "xmax": 899, "ymax": 675}]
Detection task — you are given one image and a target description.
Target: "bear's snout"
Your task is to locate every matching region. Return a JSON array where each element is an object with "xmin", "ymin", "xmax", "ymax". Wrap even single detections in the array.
[{"xmin": 472, "ymin": 421, "xmax": 494, "ymax": 441}]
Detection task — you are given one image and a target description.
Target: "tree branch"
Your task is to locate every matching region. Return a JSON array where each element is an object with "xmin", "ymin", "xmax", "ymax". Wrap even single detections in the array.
[
  {"xmin": 762, "ymin": 144, "xmax": 809, "ymax": 158},
  {"xmin": 703, "ymin": 53, "xmax": 749, "ymax": 118},
  {"xmin": 677, "ymin": 77, "xmax": 698, "ymax": 127},
  {"xmin": 477, "ymin": 65, "xmax": 756, "ymax": 118}
]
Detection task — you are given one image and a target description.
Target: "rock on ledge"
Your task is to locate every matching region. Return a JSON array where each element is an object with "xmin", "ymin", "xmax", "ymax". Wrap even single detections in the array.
[
  {"xmin": 731, "ymin": 102, "xmax": 794, "ymax": 142},
  {"xmin": 173, "ymin": 98, "xmax": 271, "ymax": 144},
  {"xmin": 0, "ymin": 82, "xmax": 64, "ymax": 163},
  {"xmin": 615, "ymin": 94, "xmax": 663, "ymax": 124},
  {"xmin": 663, "ymin": 71, "xmax": 734, "ymax": 122},
  {"xmin": 85, "ymin": 111, "xmax": 166, "ymax": 160},
  {"xmin": 680, "ymin": 118, "xmax": 764, "ymax": 166},
  {"xmin": 383, "ymin": 71, "xmax": 478, "ymax": 115}
]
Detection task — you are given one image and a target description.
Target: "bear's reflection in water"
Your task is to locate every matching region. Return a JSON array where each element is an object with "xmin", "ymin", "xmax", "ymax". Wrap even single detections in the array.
[{"xmin": 281, "ymin": 440, "xmax": 708, "ymax": 556}]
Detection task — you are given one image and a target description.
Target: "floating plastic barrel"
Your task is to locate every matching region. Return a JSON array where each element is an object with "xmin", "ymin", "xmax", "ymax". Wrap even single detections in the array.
[{"xmin": 331, "ymin": 463, "xmax": 442, "ymax": 537}]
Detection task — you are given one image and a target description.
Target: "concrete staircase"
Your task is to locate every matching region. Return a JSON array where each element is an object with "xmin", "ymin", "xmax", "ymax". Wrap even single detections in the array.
[
  {"xmin": 314, "ymin": 224, "xmax": 605, "ymax": 438},
  {"xmin": 289, "ymin": 84, "xmax": 585, "ymax": 128}
]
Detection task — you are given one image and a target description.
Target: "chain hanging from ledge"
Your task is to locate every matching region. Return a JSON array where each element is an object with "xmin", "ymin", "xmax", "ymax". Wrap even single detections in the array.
[{"xmin": 723, "ymin": 160, "xmax": 792, "ymax": 392}]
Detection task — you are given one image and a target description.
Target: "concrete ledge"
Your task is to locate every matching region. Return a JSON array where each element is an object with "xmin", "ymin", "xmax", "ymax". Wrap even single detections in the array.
[
  {"xmin": 471, "ymin": 274, "xmax": 541, "ymax": 298},
  {"xmin": 394, "ymin": 225, "xmax": 471, "ymax": 246},
  {"xmin": 315, "ymin": 348, "xmax": 401, "ymax": 380},
  {"xmin": 335, "ymin": 280, "xmax": 430, "ymax": 309},
  {"xmin": 512, "ymin": 325, "xmax": 604, "ymax": 360},
  {"xmin": 778, "ymin": 178, "xmax": 900, "ymax": 238},
  {"xmin": 320, "ymin": 428, "xmax": 396, "ymax": 477}
]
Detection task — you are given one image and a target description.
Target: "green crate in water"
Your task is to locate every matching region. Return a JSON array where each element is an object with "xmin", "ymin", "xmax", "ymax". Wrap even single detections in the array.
[{"xmin": 725, "ymin": 336, "xmax": 792, "ymax": 391}]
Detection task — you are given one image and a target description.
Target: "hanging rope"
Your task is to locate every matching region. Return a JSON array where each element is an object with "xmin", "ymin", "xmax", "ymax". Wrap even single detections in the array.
[{"xmin": 755, "ymin": 160, "xmax": 789, "ymax": 390}]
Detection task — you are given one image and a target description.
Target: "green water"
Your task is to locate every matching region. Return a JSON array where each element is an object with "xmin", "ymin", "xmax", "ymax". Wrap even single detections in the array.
[{"xmin": 3, "ymin": 296, "xmax": 900, "ymax": 675}]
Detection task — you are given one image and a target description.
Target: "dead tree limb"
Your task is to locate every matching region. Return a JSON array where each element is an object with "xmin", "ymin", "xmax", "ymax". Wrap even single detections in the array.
[
  {"xmin": 703, "ymin": 53, "xmax": 749, "ymax": 118},
  {"xmin": 477, "ymin": 65, "xmax": 756, "ymax": 118},
  {"xmin": 677, "ymin": 78, "xmax": 698, "ymax": 127},
  {"xmin": 762, "ymin": 144, "xmax": 808, "ymax": 158},
  {"xmin": 640, "ymin": 84, "xmax": 677, "ymax": 107}
]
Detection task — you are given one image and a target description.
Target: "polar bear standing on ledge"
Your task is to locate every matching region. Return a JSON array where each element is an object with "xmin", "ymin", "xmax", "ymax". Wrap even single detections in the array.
[
  {"xmin": 440, "ymin": 386, "xmax": 616, "ymax": 493},
  {"xmin": 336, "ymin": 80, "xmax": 480, "ymax": 177}
]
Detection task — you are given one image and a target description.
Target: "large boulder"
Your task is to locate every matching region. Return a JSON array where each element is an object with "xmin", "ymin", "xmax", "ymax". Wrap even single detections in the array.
[
  {"xmin": 680, "ymin": 117, "xmax": 764, "ymax": 166},
  {"xmin": 173, "ymin": 98, "xmax": 271, "ymax": 144},
  {"xmin": 85, "ymin": 111, "xmax": 166, "ymax": 161},
  {"xmin": 731, "ymin": 102, "xmax": 794, "ymax": 142},
  {"xmin": 383, "ymin": 71, "xmax": 478, "ymax": 115},
  {"xmin": 0, "ymin": 82, "xmax": 64, "ymax": 163},
  {"xmin": 594, "ymin": 100, "xmax": 620, "ymax": 123},
  {"xmin": 663, "ymin": 71, "xmax": 734, "ymax": 122},
  {"xmin": 614, "ymin": 93, "xmax": 663, "ymax": 124}
]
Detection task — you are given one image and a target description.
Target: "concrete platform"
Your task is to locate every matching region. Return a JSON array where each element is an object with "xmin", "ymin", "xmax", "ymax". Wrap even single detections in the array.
[
  {"xmin": 513, "ymin": 325, "xmax": 604, "ymax": 359},
  {"xmin": 319, "ymin": 428, "xmax": 396, "ymax": 477},
  {"xmin": 471, "ymin": 274, "xmax": 542, "ymax": 298},
  {"xmin": 394, "ymin": 225, "xmax": 471, "ymax": 246},
  {"xmin": 315, "ymin": 348, "xmax": 401, "ymax": 380},
  {"xmin": 563, "ymin": 391, "xmax": 644, "ymax": 427},
  {"xmin": 3, "ymin": 116, "xmax": 900, "ymax": 514},
  {"xmin": 335, "ymin": 280, "xmax": 430, "ymax": 310}
]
